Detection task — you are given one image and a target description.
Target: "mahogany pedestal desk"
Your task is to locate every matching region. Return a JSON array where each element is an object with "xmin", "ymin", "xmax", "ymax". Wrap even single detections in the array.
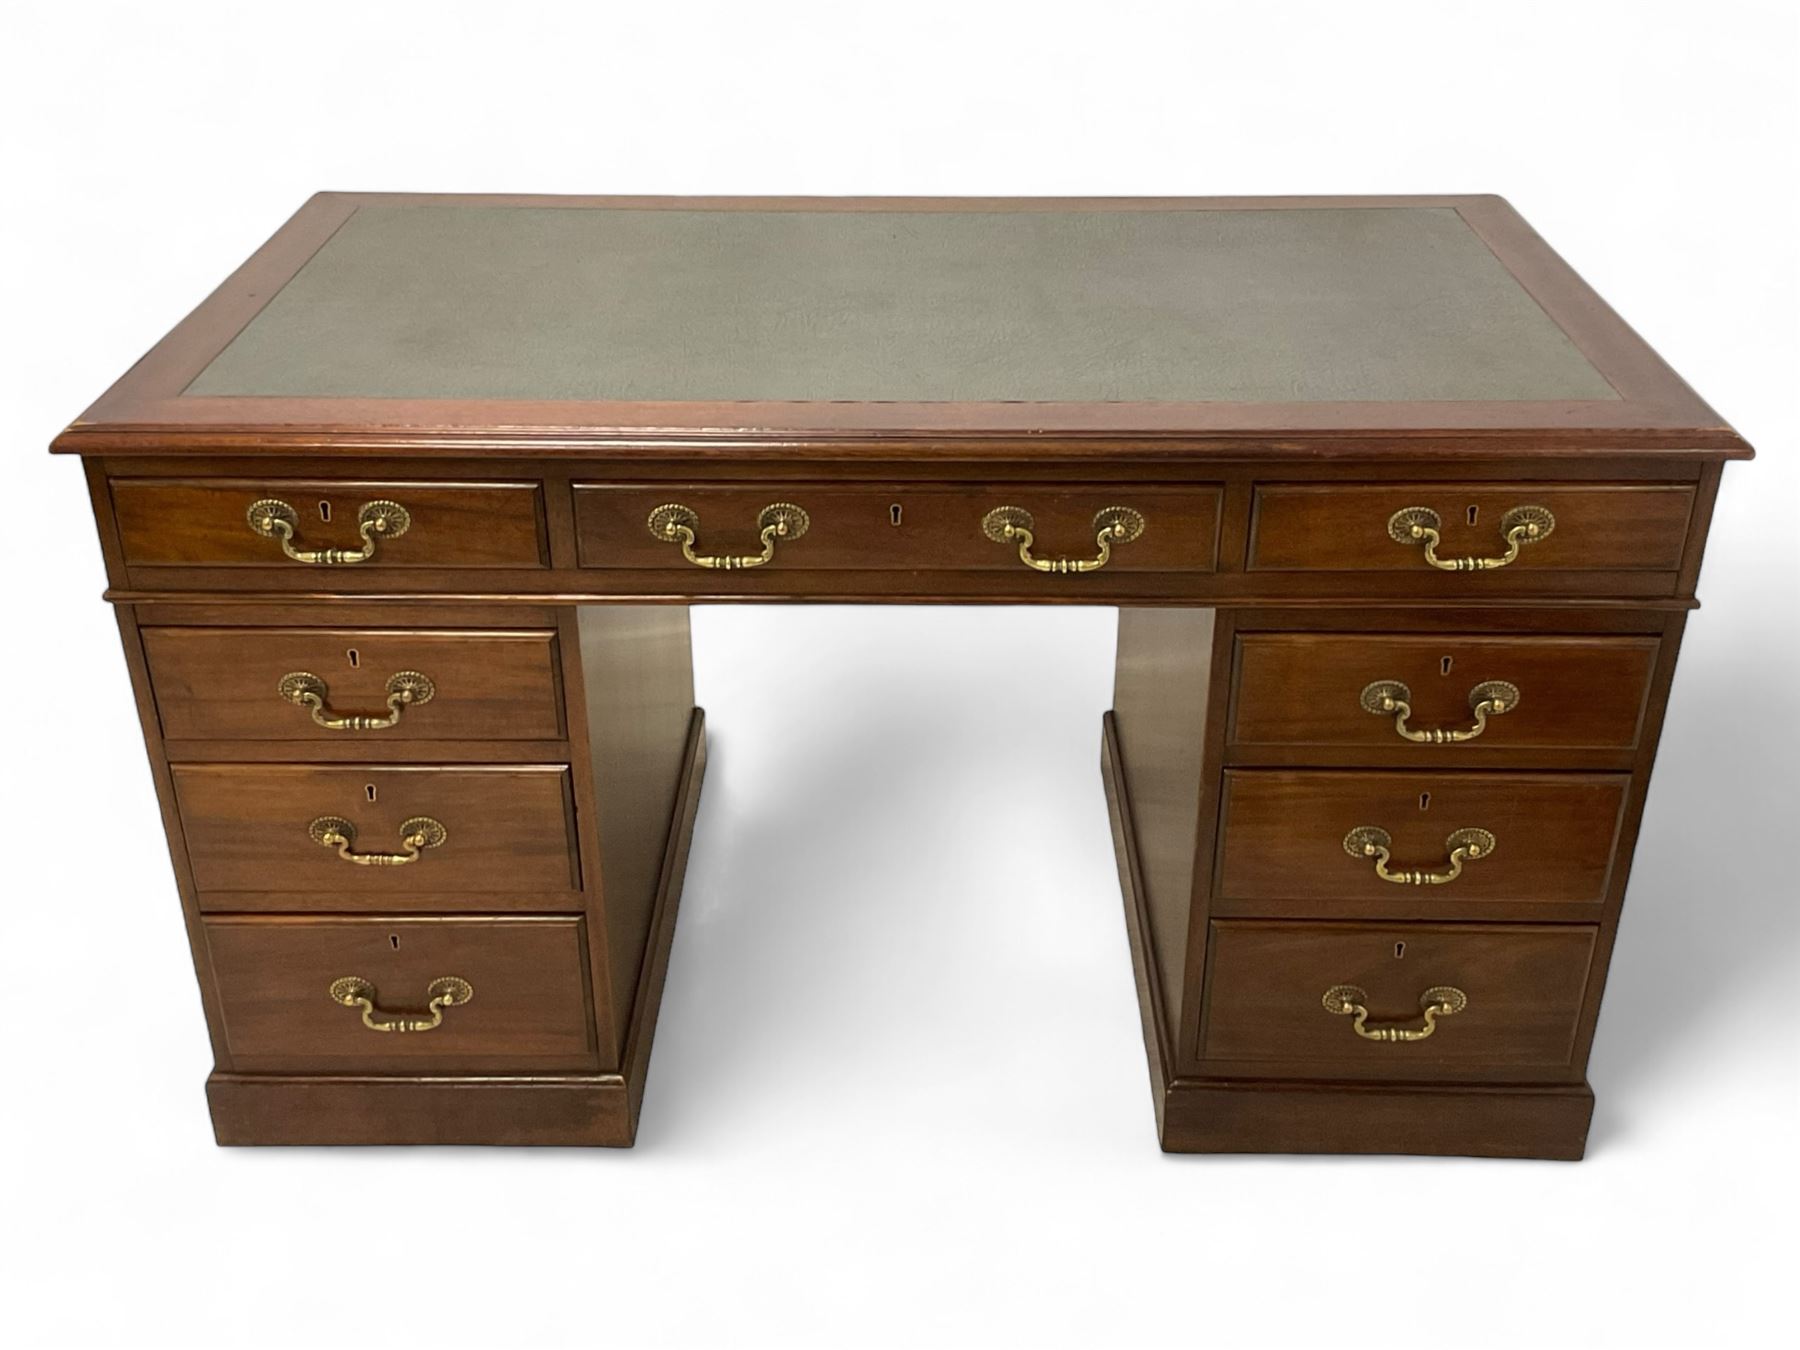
[{"xmin": 56, "ymin": 194, "xmax": 1750, "ymax": 1157}]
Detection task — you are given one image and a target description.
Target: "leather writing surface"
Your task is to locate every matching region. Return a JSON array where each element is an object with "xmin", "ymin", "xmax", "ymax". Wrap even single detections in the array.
[{"xmin": 185, "ymin": 205, "xmax": 1618, "ymax": 404}]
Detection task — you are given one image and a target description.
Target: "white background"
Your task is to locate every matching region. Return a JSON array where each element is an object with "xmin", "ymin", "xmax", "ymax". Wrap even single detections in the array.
[{"xmin": 3, "ymin": 3, "xmax": 1796, "ymax": 1346}]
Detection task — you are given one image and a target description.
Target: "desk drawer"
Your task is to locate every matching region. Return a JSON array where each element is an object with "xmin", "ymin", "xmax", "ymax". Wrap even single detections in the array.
[
  {"xmin": 573, "ymin": 483, "xmax": 1221, "ymax": 573},
  {"xmin": 111, "ymin": 478, "xmax": 548, "ymax": 568},
  {"xmin": 171, "ymin": 764, "xmax": 580, "ymax": 897},
  {"xmin": 204, "ymin": 915, "xmax": 595, "ymax": 1072},
  {"xmin": 143, "ymin": 627, "xmax": 565, "ymax": 742},
  {"xmin": 1230, "ymin": 633, "xmax": 1659, "ymax": 754},
  {"xmin": 1201, "ymin": 921, "xmax": 1596, "ymax": 1067},
  {"xmin": 1248, "ymin": 483, "xmax": 1693, "ymax": 573},
  {"xmin": 1218, "ymin": 770, "xmax": 1627, "ymax": 908}
]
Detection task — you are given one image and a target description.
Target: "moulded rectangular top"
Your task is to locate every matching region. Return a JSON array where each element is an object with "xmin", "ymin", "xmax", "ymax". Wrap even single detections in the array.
[{"xmin": 55, "ymin": 193, "xmax": 1749, "ymax": 458}]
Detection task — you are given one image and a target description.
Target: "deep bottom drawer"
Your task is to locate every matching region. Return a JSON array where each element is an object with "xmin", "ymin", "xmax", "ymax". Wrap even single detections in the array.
[
  {"xmin": 1201, "ymin": 921, "xmax": 1596, "ymax": 1069},
  {"xmin": 204, "ymin": 916, "xmax": 597, "ymax": 1073}
]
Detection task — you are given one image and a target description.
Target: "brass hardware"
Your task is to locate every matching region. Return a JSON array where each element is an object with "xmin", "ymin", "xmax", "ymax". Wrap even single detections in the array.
[
  {"xmin": 1343, "ymin": 825, "xmax": 1495, "ymax": 886},
  {"xmin": 278, "ymin": 670, "xmax": 435, "ymax": 731},
  {"xmin": 646, "ymin": 501, "xmax": 810, "ymax": 569},
  {"xmin": 1359, "ymin": 679, "xmax": 1519, "ymax": 743},
  {"xmin": 1387, "ymin": 504, "xmax": 1554, "ymax": 571},
  {"xmin": 328, "ymin": 975, "xmax": 473, "ymax": 1033},
  {"xmin": 309, "ymin": 815, "xmax": 447, "ymax": 866},
  {"xmin": 1321, "ymin": 984, "xmax": 1467, "ymax": 1042},
  {"xmin": 247, "ymin": 498, "xmax": 411, "ymax": 564},
  {"xmin": 981, "ymin": 505, "xmax": 1145, "ymax": 573}
]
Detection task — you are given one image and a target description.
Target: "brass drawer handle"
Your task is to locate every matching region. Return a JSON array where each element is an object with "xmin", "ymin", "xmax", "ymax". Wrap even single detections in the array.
[
  {"xmin": 279, "ymin": 670, "xmax": 435, "ymax": 731},
  {"xmin": 329, "ymin": 975, "xmax": 473, "ymax": 1033},
  {"xmin": 1387, "ymin": 505, "xmax": 1554, "ymax": 571},
  {"xmin": 247, "ymin": 498, "xmax": 411, "ymax": 564},
  {"xmin": 1360, "ymin": 679, "xmax": 1519, "ymax": 743},
  {"xmin": 646, "ymin": 501, "xmax": 810, "ymax": 569},
  {"xmin": 982, "ymin": 505, "xmax": 1145, "ymax": 573},
  {"xmin": 1343, "ymin": 825, "xmax": 1495, "ymax": 885},
  {"xmin": 309, "ymin": 815, "xmax": 447, "ymax": 866},
  {"xmin": 1322, "ymin": 984, "xmax": 1467, "ymax": 1042}
]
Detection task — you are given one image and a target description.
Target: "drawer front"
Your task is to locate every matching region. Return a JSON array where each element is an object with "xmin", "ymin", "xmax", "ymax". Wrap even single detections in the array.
[
  {"xmin": 1201, "ymin": 921, "xmax": 1596, "ymax": 1066},
  {"xmin": 1248, "ymin": 483, "xmax": 1694, "ymax": 573},
  {"xmin": 573, "ymin": 483, "xmax": 1221, "ymax": 573},
  {"xmin": 143, "ymin": 627, "xmax": 565, "ymax": 742},
  {"xmin": 1230, "ymin": 634, "xmax": 1659, "ymax": 753},
  {"xmin": 1219, "ymin": 770, "xmax": 1627, "ymax": 907},
  {"xmin": 204, "ymin": 916, "xmax": 595, "ymax": 1072},
  {"xmin": 172, "ymin": 764, "xmax": 579, "ymax": 896},
  {"xmin": 111, "ymin": 478, "xmax": 548, "ymax": 568}
]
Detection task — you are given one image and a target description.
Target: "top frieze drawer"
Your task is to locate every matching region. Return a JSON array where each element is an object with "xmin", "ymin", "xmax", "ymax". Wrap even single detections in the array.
[
  {"xmin": 110, "ymin": 479, "xmax": 549, "ymax": 569},
  {"xmin": 1248, "ymin": 483, "xmax": 1695, "ymax": 579}
]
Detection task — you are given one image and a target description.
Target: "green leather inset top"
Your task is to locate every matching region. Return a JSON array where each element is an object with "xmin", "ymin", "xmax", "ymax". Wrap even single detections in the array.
[{"xmin": 185, "ymin": 205, "xmax": 1618, "ymax": 404}]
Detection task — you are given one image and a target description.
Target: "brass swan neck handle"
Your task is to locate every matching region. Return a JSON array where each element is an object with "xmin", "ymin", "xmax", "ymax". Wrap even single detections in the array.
[
  {"xmin": 647, "ymin": 502, "xmax": 810, "ymax": 569},
  {"xmin": 248, "ymin": 498, "xmax": 411, "ymax": 565},
  {"xmin": 1387, "ymin": 505, "xmax": 1554, "ymax": 571},
  {"xmin": 1360, "ymin": 679, "xmax": 1519, "ymax": 743},
  {"xmin": 1343, "ymin": 826, "xmax": 1495, "ymax": 886},
  {"xmin": 982, "ymin": 505, "xmax": 1145, "ymax": 574},
  {"xmin": 1322, "ymin": 984, "xmax": 1467, "ymax": 1042},
  {"xmin": 279, "ymin": 670, "xmax": 436, "ymax": 731},
  {"xmin": 329, "ymin": 976, "xmax": 473, "ymax": 1033},
  {"xmin": 309, "ymin": 815, "xmax": 448, "ymax": 866}
]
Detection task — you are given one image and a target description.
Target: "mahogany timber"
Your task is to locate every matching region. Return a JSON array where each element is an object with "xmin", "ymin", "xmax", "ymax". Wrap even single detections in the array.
[
  {"xmin": 573, "ymin": 483, "xmax": 1223, "ymax": 572},
  {"xmin": 112, "ymin": 478, "xmax": 550, "ymax": 568},
  {"xmin": 142, "ymin": 626, "xmax": 566, "ymax": 742},
  {"xmin": 1228, "ymin": 633, "xmax": 1658, "ymax": 756},
  {"xmin": 55, "ymin": 195, "xmax": 1750, "ymax": 1156},
  {"xmin": 1216, "ymin": 769, "xmax": 1628, "ymax": 908},
  {"xmin": 171, "ymin": 763, "xmax": 581, "ymax": 898},
  {"xmin": 203, "ymin": 915, "xmax": 598, "ymax": 1073},
  {"xmin": 1199, "ymin": 920, "xmax": 1597, "ymax": 1067},
  {"xmin": 1247, "ymin": 482, "xmax": 1695, "ymax": 572}
]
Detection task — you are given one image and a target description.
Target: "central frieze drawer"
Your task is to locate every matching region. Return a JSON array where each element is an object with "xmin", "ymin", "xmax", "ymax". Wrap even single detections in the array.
[
  {"xmin": 572, "ymin": 484, "xmax": 1222, "ymax": 572},
  {"xmin": 1230, "ymin": 633, "xmax": 1659, "ymax": 753},
  {"xmin": 1218, "ymin": 769, "xmax": 1628, "ymax": 907},
  {"xmin": 1201, "ymin": 921, "xmax": 1597, "ymax": 1067},
  {"xmin": 204, "ymin": 915, "xmax": 596, "ymax": 1073},
  {"xmin": 111, "ymin": 478, "xmax": 549, "ymax": 568},
  {"xmin": 142, "ymin": 626, "xmax": 565, "ymax": 742},
  {"xmin": 171, "ymin": 764, "xmax": 580, "ymax": 897}
]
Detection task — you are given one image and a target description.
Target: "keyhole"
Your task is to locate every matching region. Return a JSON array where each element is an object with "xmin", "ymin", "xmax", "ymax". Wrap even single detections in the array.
[
  {"xmin": 1394, "ymin": 941, "xmax": 1407, "ymax": 959},
  {"xmin": 319, "ymin": 500, "xmax": 333, "ymax": 523},
  {"xmin": 1419, "ymin": 792, "xmax": 1431, "ymax": 812},
  {"xmin": 346, "ymin": 648, "xmax": 360, "ymax": 668},
  {"xmin": 1466, "ymin": 505, "xmax": 1479, "ymax": 527},
  {"xmin": 1441, "ymin": 655, "xmax": 1454, "ymax": 676},
  {"xmin": 389, "ymin": 934, "xmax": 400, "ymax": 950},
  {"xmin": 889, "ymin": 503, "xmax": 903, "ymax": 526},
  {"xmin": 365, "ymin": 783, "xmax": 378, "ymax": 803}
]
